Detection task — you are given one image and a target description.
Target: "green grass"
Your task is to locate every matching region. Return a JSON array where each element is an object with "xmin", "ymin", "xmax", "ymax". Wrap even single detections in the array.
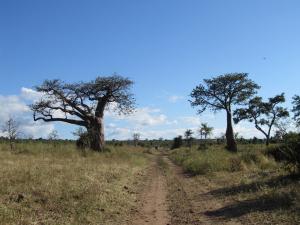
[
  {"xmin": 170, "ymin": 144, "xmax": 277, "ymax": 175},
  {"xmin": 0, "ymin": 142, "xmax": 149, "ymax": 225}
]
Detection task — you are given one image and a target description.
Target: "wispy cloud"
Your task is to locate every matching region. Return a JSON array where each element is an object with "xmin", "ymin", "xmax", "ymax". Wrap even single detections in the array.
[{"xmin": 168, "ymin": 95, "xmax": 185, "ymax": 103}]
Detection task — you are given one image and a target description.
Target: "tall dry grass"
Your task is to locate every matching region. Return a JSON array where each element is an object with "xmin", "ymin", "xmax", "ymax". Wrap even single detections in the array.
[{"xmin": 0, "ymin": 142, "xmax": 149, "ymax": 225}]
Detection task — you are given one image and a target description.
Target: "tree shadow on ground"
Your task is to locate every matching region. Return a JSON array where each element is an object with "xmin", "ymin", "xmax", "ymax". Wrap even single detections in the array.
[
  {"xmin": 205, "ymin": 194, "xmax": 293, "ymax": 219},
  {"xmin": 208, "ymin": 174, "xmax": 299, "ymax": 197}
]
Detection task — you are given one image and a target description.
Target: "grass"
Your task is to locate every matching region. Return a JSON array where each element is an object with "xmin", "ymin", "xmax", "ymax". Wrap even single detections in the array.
[
  {"xmin": 169, "ymin": 144, "xmax": 300, "ymax": 224},
  {"xmin": 0, "ymin": 142, "xmax": 149, "ymax": 225},
  {"xmin": 170, "ymin": 144, "xmax": 277, "ymax": 175}
]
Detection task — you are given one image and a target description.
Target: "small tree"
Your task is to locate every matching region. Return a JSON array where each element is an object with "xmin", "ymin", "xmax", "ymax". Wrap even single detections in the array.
[
  {"xmin": 184, "ymin": 129, "xmax": 193, "ymax": 148},
  {"xmin": 31, "ymin": 75, "xmax": 135, "ymax": 152},
  {"xmin": 171, "ymin": 135, "xmax": 183, "ymax": 149},
  {"xmin": 48, "ymin": 130, "xmax": 59, "ymax": 147},
  {"xmin": 2, "ymin": 117, "xmax": 19, "ymax": 151},
  {"xmin": 132, "ymin": 133, "xmax": 141, "ymax": 146},
  {"xmin": 274, "ymin": 119, "xmax": 291, "ymax": 141},
  {"xmin": 292, "ymin": 95, "xmax": 300, "ymax": 127},
  {"xmin": 234, "ymin": 93, "xmax": 289, "ymax": 146},
  {"xmin": 190, "ymin": 73, "xmax": 259, "ymax": 152},
  {"xmin": 200, "ymin": 123, "xmax": 214, "ymax": 139},
  {"xmin": 199, "ymin": 127, "xmax": 204, "ymax": 139},
  {"xmin": 48, "ymin": 130, "xmax": 59, "ymax": 140}
]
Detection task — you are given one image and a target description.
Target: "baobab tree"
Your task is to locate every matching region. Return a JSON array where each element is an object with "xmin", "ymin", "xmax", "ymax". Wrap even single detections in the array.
[
  {"xmin": 292, "ymin": 95, "xmax": 300, "ymax": 127},
  {"xmin": 190, "ymin": 73, "xmax": 259, "ymax": 152},
  {"xmin": 31, "ymin": 75, "xmax": 135, "ymax": 152},
  {"xmin": 234, "ymin": 93, "xmax": 289, "ymax": 146}
]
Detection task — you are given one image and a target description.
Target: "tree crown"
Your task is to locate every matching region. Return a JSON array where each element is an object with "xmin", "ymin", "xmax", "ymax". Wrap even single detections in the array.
[
  {"xmin": 233, "ymin": 93, "xmax": 289, "ymax": 138},
  {"xmin": 31, "ymin": 75, "xmax": 135, "ymax": 127},
  {"xmin": 292, "ymin": 95, "xmax": 300, "ymax": 127},
  {"xmin": 190, "ymin": 73, "xmax": 260, "ymax": 113}
]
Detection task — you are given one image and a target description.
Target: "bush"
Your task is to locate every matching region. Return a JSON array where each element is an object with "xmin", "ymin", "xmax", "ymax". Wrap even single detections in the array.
[
  {"xmin": 267, "ymin": 133, "xmax": 300, "ymax": 173},
  {"xmin": 171, "ymin": 136, "xmax": 183, "ymax": 150},
  {"xmin": 76, "ymin": 132, "xmax": 90, "ymax": 149}
]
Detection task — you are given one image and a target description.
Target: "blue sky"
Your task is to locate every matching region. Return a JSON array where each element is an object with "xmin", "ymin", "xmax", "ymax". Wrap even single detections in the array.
[{"xmin": 0, "ymin": 0, "xmax": 299, "ymax": 140}]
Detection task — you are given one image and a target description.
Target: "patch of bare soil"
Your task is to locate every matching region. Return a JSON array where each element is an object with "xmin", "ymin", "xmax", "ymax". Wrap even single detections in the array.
[{"xmin": 129, "ymin": 157, "xmax": 171, "ymax": 225}]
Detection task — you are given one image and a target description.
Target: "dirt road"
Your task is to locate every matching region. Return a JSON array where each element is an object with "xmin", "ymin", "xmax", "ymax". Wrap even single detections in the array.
[
  {"xmin": 129, "ymin": 153, "xmax": 241, "ymax": 225},
  {"xmin": 130, "ymin": 157, "xmax": 171, "ymax": 225}
]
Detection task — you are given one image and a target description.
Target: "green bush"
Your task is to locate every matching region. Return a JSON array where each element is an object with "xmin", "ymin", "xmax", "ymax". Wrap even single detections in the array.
[
  {"xmin": 171, "ymin": 136, "xmax": 183, "ymax": 150},
  {"xmin": 267, "ymin": 133, "xmax": 300, "ymax": 173}
]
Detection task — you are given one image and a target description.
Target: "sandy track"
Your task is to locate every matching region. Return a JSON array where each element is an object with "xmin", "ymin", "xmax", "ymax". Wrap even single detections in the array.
[{"xmin": 131, "ymin": 158, "xmax": 170, "ymax": 225}]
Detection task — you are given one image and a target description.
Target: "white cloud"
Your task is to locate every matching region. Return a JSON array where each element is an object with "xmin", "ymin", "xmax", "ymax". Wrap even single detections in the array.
[
  {"xmin": 107, "ymin": 107, "xmax": 168, "ymax": 127},
  {"xmin": 0, "ymin": 95, "xmax": 29, "ymax": 121},
  {"xmin": 180, "ymin": 116, "xmax": 202, "ymax": 126},
  {"xmin": 20, "ymin": 87, "xmax": 42, "ymax": 101},
  {"xmin": 168, "ymin": 95, "xmax": 185, "ymax": 103},
  {"xmin": 0, "ymin": 89, "xmax": 55, "ymax": 139}
]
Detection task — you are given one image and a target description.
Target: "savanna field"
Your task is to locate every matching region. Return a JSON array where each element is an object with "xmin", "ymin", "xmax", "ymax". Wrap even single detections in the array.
[
  {"xmin": 0, "ymin": 140, "xmax": 299, "ymax": 225},
  {"xmin": 0, "ymin": 142, "xmax": 149, "ymax": 225}
]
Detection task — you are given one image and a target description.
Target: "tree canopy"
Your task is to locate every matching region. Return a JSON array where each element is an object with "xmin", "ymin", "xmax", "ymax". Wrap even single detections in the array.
[
  {"xmin": 190, "ymin": 73, "xmax": 260, "ymax": 113},
  {"xmin": 292, "ymin": 95, "xmax": 300, "ymax": 127},
  {"xmin": 31, "ymin": 75, "xmax": 135, "ymax": 151},
  {"xmin": 234, "ymin": 93, "xmax": 289, "ymax": 145}
]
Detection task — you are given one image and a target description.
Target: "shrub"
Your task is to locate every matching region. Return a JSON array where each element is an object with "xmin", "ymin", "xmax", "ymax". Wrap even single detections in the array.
[
  {"xmin": 76, "ymin": 132, "xmax": 90, "ymax": 149},
  {"xmin": 267, "ymin": 133, "xmax": 300, "ymax": 173},
  {"xmin": 171, "ymin": 136, "xmax": 183, "ymax": 150}
]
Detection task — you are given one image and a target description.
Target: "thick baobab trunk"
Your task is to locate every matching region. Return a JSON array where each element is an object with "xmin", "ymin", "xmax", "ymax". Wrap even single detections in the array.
[
  {"xmin": 89, "ymin": 117, "xmax": 105, "ymax": 152},
  {"xmin": 226, "ymin": 111, "xmax": 237, "ymax": 152}
]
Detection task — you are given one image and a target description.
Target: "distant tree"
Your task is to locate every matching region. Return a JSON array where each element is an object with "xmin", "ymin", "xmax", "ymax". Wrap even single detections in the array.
[
  {"xmin": 234, "ymin": 132, "xmax": 240, "ymax": 140},
  {"xmin": 72, "ymin": 127, "xmax": 86, "ymax": 138},
  {"xmin": 292, "ymin": 95, "xmax": 300, "ymax": 127},
  {"xmin": 30, "ymin": 75, "xmax": 135, "ymax": 152},
  {"xmin": 48, "ymin": 130, "xmax": 59, "ymax": 140},
  {"xmin": 132, "ymin": 133, "xmax": 141, "ymax": 146},
  {"xmin": 171, "ymin": 135, "xmax": 183, "ymax": 149},
  {"xmin": 199, "ymin": 126, "xmax": 204, "ymax": 139},
  {"xmin": 190, "ymin": 73, "xmax": 259, "ymax": 152},
  {"xmin": 48, "ymin": 130, "xmax": 59, "ymax": 147},
  {"xmin": 200, "ymin": 123, "xmax": 214, "ymax": 139},
  {"xmin": 234, "ymin": 93, "xmax": 289, "ymax": 146},
  {"xmin": 274, "ymin": 119, "xmax": 291, "ymax": 140},
  {"xmin": 2, "ymin": 117, "xmax": 19, "ymax": 151},
  {"xmin": 184, "ymin": 129, "xmax": 193, "ymax": 148}
]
